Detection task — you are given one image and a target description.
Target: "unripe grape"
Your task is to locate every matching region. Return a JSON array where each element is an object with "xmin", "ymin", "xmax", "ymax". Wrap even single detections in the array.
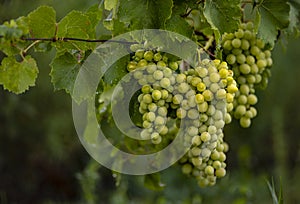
[
  {"xmin": 201, "ymin": 132, "xmax": 211, "ymax": 142},
  {"xmin": 191, "ymin": 147, "xmax": 202, "ymax": 157},
  {"xmin": 137, "ymin": 59, "xmax": 148, "ymax": 67},
  {"xmin": 196, "ymin": 67, "xmax": 208, "ymax": 77},
  {"xmin": 241, "ymin": 39, "xmax": 250, "ymax": 50},
  {"xmin": 215, "ymin": 168, "xmax": 226, "ymax": 178},
  {"xmin": 235, "ymin": 29, "xmax": 244, "ymax": 38},
  {"xmin": 127, "ymin": 61, "xmax": 137, "ymax": 71},
  {"xmin": 216, "ymin": 89, "xmax": 227, "ymax": 99},
  {"xmin": 195, "ymin": 94, "xmax": 204, "ymax": 104},
  {"xmin": 209, "ymin": 72, "xmax": 221, "ymax": 83},
  {"xmin": 257, "ymin": 59, "xmax": 267, "ymax": 69},
  {"xmin": 148, "ymin": 103, "xmax": 157, "ymax": 112},
  {"xmin": 142, "ymin": 85, "xmax": 152, "ymax": 94},
  {"xmin": 235, "ymin": 105, "xmax": 246, "ymax": 117},
  {"xmin": 143, "ymin": 94, "xmax": 153, "ymax": 104},
  {"xmin": 197, "ymin": 82, "xmax": 206, "ymax": 92},
  {"xmin": 176, "ymin": 108, "xmax": 186, "ymax": 119},
  {"xmin": 153, "ymin": 53, "xmax": 162, "ymax": 62},
  {"xmin": 153, "ymin": 70, "xmax": 164, "ymax": 80},
  {"xmin": 250, "ymin": 46, "xmax": 260, "ymax": 56},
  {"xmin": 236, "ymin": 54, "xmax": 246, "ymax": 64},
  {"xmin": 223, "ymin": 40, "xmax": 233, "ymax": 50},
  {"xmin": 160, "ymin": 78, "xmax": 171, "ymax": 88},
  {"xmin": 199, "ymin": 114, "xmax": 208, "ymax": 122},
  {"xmin": 143, "ymin": 120, "xmax": 152, "ymax": 128},
  {"xmin": 247, "ymin": 94, "xmax": 258, "ymax": 105},
  {"xmin": 240, "ymin": 116, "xmax": 251, "ymax": 128},
  {"xmin": 152, "ymin": 90, "xmax": 162, "ymax": 101},
  {"xmin": 187, "ymin": 109, "xmax": 200, "ymax": 120},
  {"xmin": 203, "ymin": 90, "xmax": 214, "ymax": 101},
  {"xmin": 237, "ymin": 94, "xmax": 248, "ymax": 105},
  {"xmin": 246, "ymin": 55, "xmax": 256, "ymax": 65},
  {"xmin": 176, "ymin": 74, "xmax": 186, "ymax": 83},
  {"xmin": 205, "ymin": 165, "xmax": 214, "ymax": 175},
  {"xmin": 169, "ymin": 61, "xmax": 179, "ymax": 70},
  {"xmin": 151, "ymin": 132, "xmax": 162, "ymax": 144},
  {"xmin": 192, "ymin": 157, "xmax": 203, "ymax": 167},
  {"xmin": 232, "ymin": 38, "xmax": 241, "ymax": 48},
  {"xmin": 144, "ymin": 50, "xmax": 154, "ymax": 61},
  {"xmin": 190, "ymin": 77, "xmax": 202, "ymax": 87},
  {"xmin": 178, "ymin": 83, "xmax": 190, "ymax": 93},
  {"xmin": 157, "ymin": 60, "xmax": 167, "ymax": 67},
  {"xmin": 147, "ymin": 112, "xmax": 156, "ymax": 122},
  {"xmin": 192, "ymin": 136, "xmax": 202, "ymax": 146},
  {"xmin": 232, "ymin": 48, "xmax": 242, "ymax": 55},
  {"xmin": 182, "ymin": 163, "xmax": 193, "ymax": 174}
]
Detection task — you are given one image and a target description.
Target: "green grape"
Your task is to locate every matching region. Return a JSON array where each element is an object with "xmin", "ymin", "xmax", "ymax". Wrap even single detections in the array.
[
  {"xmin": 215, "ymin": 168, "xmax": 226, "ymax": 178},
  {"xmin": 182, "ymin": 163, "xmax": 193, "ymax": 174},
  {"xmin": 240, "ymin": 116, "xmax": 251, "ymax": 128},
  {"xmin": 152, "ymin": 90, "xmax": 162, "ymax": 101},
  {"xmin": 160, "ymin": 78, "xmax": 171, "ymax": 88},
  {"xmin": 226, "ymin": 54, "xmax": 236, "ymax": 65},
  {"xmin": 232, "ymin": 38, "xmax": 241, "ymax": 48},
  {"xmin": 153, "ymin": 53, "xmax": 162, "ymax": 62},
  {"xmin": 236, "ymin": 54, "xmax": 246, "ymax": 64},
  {"xmin": 235, "ymin": 29, "xmax": 244, "ymax": 38}
]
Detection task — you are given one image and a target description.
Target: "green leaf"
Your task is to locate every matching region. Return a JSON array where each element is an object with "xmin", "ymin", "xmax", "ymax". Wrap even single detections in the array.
[
  {"xmin": 103, "ymin": 55, "xmax": 129, "ymax": 86},
  {"xmin": 0, "ymin": 55, "xmax": 38, "ymax": 94},
  {"xmin": 117, "ymin": 0, "xmax": 173, "ymax": 30},
  {"xmin": 104, "ymin": 0, "xmax": 118, "ymax": 11},
  {"xmin": 56, "ymin": 11, "xmax": 95, "ymax": 51},
  {"xmin": 50, "ymin": 52, "xmax": 81, "ymax": 94},
  {"xmin": 144, "ymin": 173, "xmax": 165, "ymax": 191},
  {"xmin": 86, "ymin": 4, "xmax": 103, "ymax": 28},
  {"xmin": 165, "ymin": 1, "xmax": 194, "ymax": 38},
  {"xmin": 27, "ymin": 6, "xmax": 56, "ymax": 38},
  {"xmin": 204, "ymin": 0, "xmax": 242, "ymax": 36},
  {"xmin": 256, "ymin": 0, "xmax": 290, "ymax": 45},
  {"xmin": 287, "ymin": 0, "xmax": 300, "ymax": 37}
]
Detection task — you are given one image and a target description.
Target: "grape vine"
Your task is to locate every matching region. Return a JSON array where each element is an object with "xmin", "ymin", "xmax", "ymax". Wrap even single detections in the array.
[{"xmin": 0, "ymin": 0, "xmax": 299, "ymax": 190}]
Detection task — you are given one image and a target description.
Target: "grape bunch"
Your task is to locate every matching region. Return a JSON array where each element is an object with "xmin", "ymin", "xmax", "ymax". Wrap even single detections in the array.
[
  {"xmin": 127, "ymin": 49, "xmax": 179, "ymax": 144},
  {"xmin": 176, "ymin": 59, "xmax": 234, "ymax": 187},
  {"xmin": 222, "ymin": 22, "xmax": 273, "ymax": 128},
  {"xmin": 126, "ymin": 49, "xmax": 238, "ymax": 187}
]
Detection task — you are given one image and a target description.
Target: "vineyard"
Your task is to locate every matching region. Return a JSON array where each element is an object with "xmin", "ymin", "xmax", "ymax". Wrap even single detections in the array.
[{"xmin": 0, "ymin": 0, "xmax": 300, "ymax": 203}]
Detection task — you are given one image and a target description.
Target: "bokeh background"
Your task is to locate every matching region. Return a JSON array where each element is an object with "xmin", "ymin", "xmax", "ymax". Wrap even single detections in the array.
[{"xmin": 0, "ymin": 1, "xmax": 300, "ymax": 203}]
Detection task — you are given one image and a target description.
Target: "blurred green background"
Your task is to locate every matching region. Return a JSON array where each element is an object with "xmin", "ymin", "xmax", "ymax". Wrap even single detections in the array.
[{"xmin": 0, "ymin": 1, "xmax": 300, "ymax": 203}]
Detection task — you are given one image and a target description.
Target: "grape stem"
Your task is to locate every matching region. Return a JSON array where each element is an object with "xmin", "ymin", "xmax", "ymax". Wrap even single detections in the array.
[
  {"xmin": 22, "ymin": 40, "xmax": 41, "ymax": 55},
  {"xmin": 0, "ymin": 35, "xmax": 137, "ymax": 44}
]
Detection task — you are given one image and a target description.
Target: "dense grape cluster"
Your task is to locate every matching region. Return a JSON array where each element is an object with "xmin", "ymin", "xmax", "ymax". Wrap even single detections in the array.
[
  {"xmin": 126, "ymin": 49, "xmax": 238, "ymax": 187},
  {"xmin": 222, "ymin": 22, "xmax": 273, "ymax": 128}
]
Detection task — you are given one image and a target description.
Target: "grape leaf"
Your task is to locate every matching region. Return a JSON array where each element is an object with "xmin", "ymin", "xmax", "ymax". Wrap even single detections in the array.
[
  {"xmin": 0, "ymin": 55, "xmax": 38, "ymax": 94},
  {"xmin": 117, "ymin": 0, "xmax": 173, "ymax": 30},
  {"xmin": 27, "ymin": 6, "xmax": 56, "ymax": 38},
  {"xmin": 50, "ymin": 52, "xmax": 81, "ymax": 94},
  {"xmin": 287, "ymin": 0, "xmax": 300, "ymax": 36},
  {"xmin": 104, "ymin": 0, "xmax": 118, "ymax": 11},
  {"xmin": 165, "ymin": 1, "xmax": 194, "ymax": 38},
  {"xmin": 144, "ymin": 173, "xmax": 165, "ymax": 191},
  {"xmin": 56, "ymin": 11, "xmax": 95, "ymax": 51},
  {"xmin": 103, "ymin": 55, "xmax": 129, "ymax": 86},
  {"xmin": 86, "ymin": 4, "xmax": 103, "ymax": 29},
  {"xmin": 256, "ymin": 0, "xmax": 290, "ymax": 45},
  {"xmin": 204, "ymin": 0, "xmax": 242, "ymax": 36}
]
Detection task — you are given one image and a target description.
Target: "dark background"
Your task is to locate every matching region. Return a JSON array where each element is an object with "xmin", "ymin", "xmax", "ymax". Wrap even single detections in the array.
[{"xmin": 0, "ymin": 1, "xmax": 300, "ymax": 203}]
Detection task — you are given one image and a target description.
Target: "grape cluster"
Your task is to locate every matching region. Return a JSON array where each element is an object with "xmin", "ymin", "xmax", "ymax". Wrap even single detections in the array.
[
  {"xmin": 127, "ymin": 49, "xmax": 179, "ymax": 144},
  {"xmin": 222, "ymin": 22, "xmax": 273, "ymax": 128},
  {"xmin": 127, "ymin": 49, "xmax": 238, "ymax": 187},
  {"xmin": 176, "ymin": 59, "xmax": 233, "ymax": 187}
]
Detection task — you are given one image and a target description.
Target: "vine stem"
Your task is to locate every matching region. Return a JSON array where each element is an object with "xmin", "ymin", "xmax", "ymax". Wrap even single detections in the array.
[
  {"xmin": 0, "ymin": 35, "xmax": 137, "ymax": 44},
  {"xmin": 21, "ymin": 37, "xmax": 136, "ymax": 44}
]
